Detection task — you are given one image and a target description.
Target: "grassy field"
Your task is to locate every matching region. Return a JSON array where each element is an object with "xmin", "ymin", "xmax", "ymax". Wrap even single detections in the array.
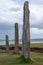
[
  {"xmin": 0, "ymin": 43, "xmax": 43, "ymax": 65},
  {"xmin": 0, "ymin": 52, "xmax": 43, "ymax": 65},
  {"xmin": 30, "ymin": 43, "xmax": 43, "ymax": 48}
]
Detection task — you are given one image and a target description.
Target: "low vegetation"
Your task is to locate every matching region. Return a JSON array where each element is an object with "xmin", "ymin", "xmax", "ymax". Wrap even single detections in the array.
[
  {"xmin": 0, "ymin": 43, "xmax": 43, "ymax": 65},
  {"xmin": 0, "ymin": 52, "xmax": 43, "ymax": 65},
  {"xmin": 30, "ymin": 43, "xmax": 43, "ymax": 48}
]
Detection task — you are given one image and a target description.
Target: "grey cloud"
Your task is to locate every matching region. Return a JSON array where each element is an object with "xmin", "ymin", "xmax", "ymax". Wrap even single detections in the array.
[
  {"xmin": 10, "ymin": 8, "xmax": 20, "ymax": 12},
  {"xmin": 29, "ymin": 0, "xmax": 43, "ymax": 5},
  {"xmin": 30, "ymin": 12, "xmax": 43, "ymax": 29},
  {"xmin": 11, "ymin": 0, "xmax": 43, "ymax": 5},
  {"xmin": 0, "ymin": 22, "xmax": 23, "ymax": 31},
  {"xmin": 11, "ymin": 0, "xmax": 14, "ymax": 1},
  {"xmin": 30, "ymin": 17, "xmax": 43, "ymax": 29},
  {"xmin": 11, "ymin": 0, "xmax": 25, "ymax": 5},
  {"xmin": 0, "ymin": 22, "xmax": 14, "ymax": 30},
  {"xmin": 31, "ymin": 22, "xmax": 43, "ymax": 29},
  {"xmin": 31, "ymin": 24, "xmax": 43, "ymax": 29}
]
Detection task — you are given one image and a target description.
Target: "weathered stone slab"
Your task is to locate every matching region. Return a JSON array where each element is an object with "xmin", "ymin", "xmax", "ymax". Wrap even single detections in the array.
[
  {"xmin": 6, "ymin": 35, "xmax": 9, "ymax": 53},
  {"xmin": 15, "ymin": 23, "xmax": 19, "ymax": 53},
  {"xmin": 22, "ymin": 1, "xmax": 30, "ymax": 59}
]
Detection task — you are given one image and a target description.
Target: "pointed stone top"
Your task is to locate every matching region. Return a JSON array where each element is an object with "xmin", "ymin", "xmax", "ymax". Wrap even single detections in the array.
[
  {"xmin": 15, "ymin": 23, "xmax": 18, "ymax": 26},
  {"xmin": 15, "ymin": 23, "xmax": 18, "ymax": 24},
  {"xmin": 15, "ymin": 23, "xmax": 18, "ymax": 29},
  {"xmin": 6, "ymin": 35, "xmax": 8, "ymax": 37},
  {"xmin": 24, "ymin": 1, "xmax": 29, "ymax": 5},
  {"xmin": 24, "ymin": 1, "xmax": 29, "ymax": 9}
]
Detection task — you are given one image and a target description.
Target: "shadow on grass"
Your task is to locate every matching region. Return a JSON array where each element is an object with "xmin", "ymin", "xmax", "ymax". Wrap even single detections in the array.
[
  {"xmin": 11, "ymin": 51, "xmax": 33, "ymax": 64},
  {"xmin": 12, "ymin": 51, "xmax": 20, "ymax": 55},
  {"xmin": 17, "ymin": 55, "xmax": 33, "ymax": 64}
]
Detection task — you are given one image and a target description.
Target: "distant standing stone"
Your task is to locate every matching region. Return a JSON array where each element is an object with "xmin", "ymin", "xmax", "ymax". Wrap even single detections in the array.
[
  {"xmin": 22, "ymin": 1, "xmax": 30, "ymax": 59},
  {"xmin": 6, "ymin": 35, "xmax": 9, "ymax": 53},
  {"xmin": 15, "ymin": 23, "xmax": 19, "ymax": 53}
]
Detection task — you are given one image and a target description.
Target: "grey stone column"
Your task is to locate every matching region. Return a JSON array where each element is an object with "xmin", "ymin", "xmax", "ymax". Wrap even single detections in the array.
[
  {"xmin": 15, "ymin": 23, "xmax": 19, "ymax": 53},
  {"xmin": 22, "ymin": 1, "xmax": 30, "ymax": 59},
  {"xmin": 6, "ymin": 35, "xmax": 9, "ymax": 53}
]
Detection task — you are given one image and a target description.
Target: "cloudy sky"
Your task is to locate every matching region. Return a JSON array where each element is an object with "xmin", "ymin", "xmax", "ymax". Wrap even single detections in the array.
[{"xmin": 0, "ymin": 0, "xmax": 43, "ymax": 40}]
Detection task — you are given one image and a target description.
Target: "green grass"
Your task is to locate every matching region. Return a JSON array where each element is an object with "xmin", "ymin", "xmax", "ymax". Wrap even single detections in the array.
[
  {"xmin": 30, "ymin": 43, "xmax": 43, "ymax": 48},
  {"xmin": 0, "ymin": 43, "xmax": 43, "ymax": 65},
  {"xmin": 0, "ymin": 52, "xmax": 43, "ymax": 65}
]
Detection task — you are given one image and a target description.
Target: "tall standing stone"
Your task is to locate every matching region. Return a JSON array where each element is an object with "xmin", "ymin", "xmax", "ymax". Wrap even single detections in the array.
[
  {"xmin": 15, "ymin": 23, "xmax": 19, "ymax": 53},
  {"xmin": 22, "ymin": 1, "xmax": 30, "ymax": 59},
  {"xmin": 6, "ymin": 35, "xmax": 9, "ymax": 53}
]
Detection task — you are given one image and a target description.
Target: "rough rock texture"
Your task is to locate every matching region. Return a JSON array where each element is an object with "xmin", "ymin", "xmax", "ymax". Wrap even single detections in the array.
[
  {"xmin": 15, "ymin": 23, "xmax": 19, "ymax": 53},
  {"xmin": 22, "ymin": 1, "xmax": 30, "ymax": 59},
  {"xmin": 6, "ymin": 35, "xmax": 9, "ymax": 52}
]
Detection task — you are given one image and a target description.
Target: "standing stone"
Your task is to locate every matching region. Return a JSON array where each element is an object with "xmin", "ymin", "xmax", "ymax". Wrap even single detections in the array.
[
  {"xmin": 6, "ymin": 35, "xmax": 9, "ymax": 53},
  {"xmin": 22, "ymin": 1, "xmax": 30, "ymax": 59},
  {"xmin": 15, "ymin": 23, "xmax": 19, "ymax": 53}
]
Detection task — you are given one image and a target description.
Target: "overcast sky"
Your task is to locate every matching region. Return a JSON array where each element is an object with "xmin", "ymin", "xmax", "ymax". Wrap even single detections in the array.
[{"xmin": 0, "ymin": 0, "xmax": 43, "ymax": 39}]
